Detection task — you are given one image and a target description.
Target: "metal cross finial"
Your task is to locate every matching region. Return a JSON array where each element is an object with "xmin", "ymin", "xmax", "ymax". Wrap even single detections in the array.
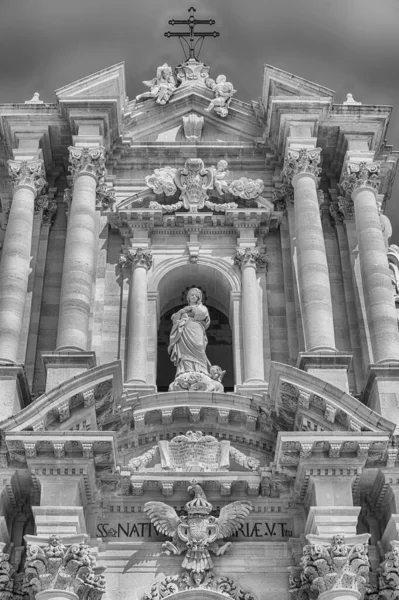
[{"xmin": 164, "ymin": 7, "xmax": 220, "ymax": 61}]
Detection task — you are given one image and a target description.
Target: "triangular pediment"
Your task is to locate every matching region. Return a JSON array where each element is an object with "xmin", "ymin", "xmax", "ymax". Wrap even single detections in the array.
[{"xmin": 122, "ymin": 86, "xmax": 262, "ymax": 143}]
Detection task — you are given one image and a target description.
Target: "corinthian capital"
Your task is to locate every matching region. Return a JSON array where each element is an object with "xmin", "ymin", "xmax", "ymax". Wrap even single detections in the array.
[
  {"xmin": 282, "ymin": 148, "xmax": 322, "ymax": 185},
  {"xmin": 8, "ymin": 160, "xmax": 46, "ymax": 195},
  {"xmin": 300, "ymin": 534, "xmax": 370, "ymax": 597},
  {"xmin": 340, "ymin": 161, "xmax": 381, "ymax": 197},
  {"xmin": 234, "ymin": 247, "xmax": 268, "ymax": 271},
  {"xmin": 68, "ymin": 146, "xmax": 107, "ymax": 182},
  {"xmin": 120, "ymin": 247, "xmax": 153, "ymax": 271}
]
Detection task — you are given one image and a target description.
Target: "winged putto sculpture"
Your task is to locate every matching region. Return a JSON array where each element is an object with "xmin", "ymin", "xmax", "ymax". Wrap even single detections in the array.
[{"xmin": 144, "ymin": 481, "xmax": 253, "ymax": 573}]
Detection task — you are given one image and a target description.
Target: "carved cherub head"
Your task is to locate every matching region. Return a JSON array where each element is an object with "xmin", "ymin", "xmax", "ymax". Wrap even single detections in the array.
[
  {"xmin": 210, "ymin": 365, "xmax": 225, "ymax": 381},
  {"xmin": 216, "ymin": 74, "xmax": 227, "ymax": 84},
  {"xmin": 216, "ymin": 159, "xmax": 228, "ymax": 172}
]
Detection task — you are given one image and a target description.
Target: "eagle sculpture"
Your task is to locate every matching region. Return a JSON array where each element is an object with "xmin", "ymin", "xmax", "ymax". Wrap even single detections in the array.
[{"xmin": 144, "ymin": 480, "xmax": 253, "ymax": 573}]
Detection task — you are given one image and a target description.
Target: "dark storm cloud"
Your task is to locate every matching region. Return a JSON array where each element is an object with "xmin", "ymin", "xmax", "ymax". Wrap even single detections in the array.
[{"xmin": 1, "ymin": 0, "xmax": 398, "ymax": 240}]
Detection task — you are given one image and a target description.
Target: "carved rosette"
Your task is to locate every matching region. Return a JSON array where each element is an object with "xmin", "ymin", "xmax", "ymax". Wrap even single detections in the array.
[
  {"xmin": 8, "ymin": 160, "xmax": 46, "ymax": 195},
  {"xmin": 340, "ymin": 162, "xmax": 381, "ymax": 197},
  {"xmin": 282, "ymin": 148, "xmax": 322, "ymax": 185},
  {"xmin": 300, "ymin": 535, "xmax": 370, "ymax": 597},
  {"xmin": 23, "ymin": 534, "xmax": 106, "ymax": 600},
  {"xmin": 119, "ymin": 248, "xmax": 153, "ymax": 271},
  {"xmin": 234, "ymin": 248, "xmax": 268, "ymax": 271},
  {"xmin": 68, "ymin": 146, "xmax": 107, "ymax": 182}
]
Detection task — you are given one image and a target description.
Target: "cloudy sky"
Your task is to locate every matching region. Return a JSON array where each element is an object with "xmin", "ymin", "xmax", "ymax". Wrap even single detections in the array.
[{"xmin": 1, "ymin": 0, "xmax": 399, "ymax": 241}]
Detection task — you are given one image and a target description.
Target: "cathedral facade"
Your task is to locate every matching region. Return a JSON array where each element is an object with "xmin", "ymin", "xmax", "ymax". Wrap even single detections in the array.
[{"xmin": 0, "ymin": 47, "xmax": 398, "ymax": 600}]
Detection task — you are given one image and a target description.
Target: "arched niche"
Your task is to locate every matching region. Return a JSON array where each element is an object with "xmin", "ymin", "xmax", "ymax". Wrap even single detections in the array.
[{"xmin": 147, "ymin": 257, "xmax": 242, "ymax": 389}]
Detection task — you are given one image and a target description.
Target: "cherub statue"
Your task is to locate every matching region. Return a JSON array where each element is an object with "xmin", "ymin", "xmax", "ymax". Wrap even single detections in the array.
[
  {"xmin": 136, "ymin": 63, "xmax": 177, "ymax": 105},
  {"xmin": 144, "ymin": 481, "xmax": 252, "ymax": 573},
  {"xmin": 210, "ymin": 160, "xmax": 230, "ymax": 194},
  {"xmin": 209, "ymin": 365, "xmax": 226, "ymax": 392},
  {"xmin": 205, "ymin": 75, "xmax": 236, "ymax": 117}
]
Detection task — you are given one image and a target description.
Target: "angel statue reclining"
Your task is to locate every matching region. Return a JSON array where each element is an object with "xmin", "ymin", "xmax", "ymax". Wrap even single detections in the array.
[
  {"xmin": 135, "ymin": 63, "xmax": 176, "ymax": 105},
  {"xmin": 168, "ymin": 287, "xmax": 226, "ymax": 392},
  {"xmin": 144, "ymin": 481, "xmax": 253, "ymax": 574}
]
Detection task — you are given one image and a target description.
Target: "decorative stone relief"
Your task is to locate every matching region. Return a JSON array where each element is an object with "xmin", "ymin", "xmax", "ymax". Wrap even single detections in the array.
[
  {"xmin": 183, "ymin": 113, "xmax": 204, "ymax": 141},
  {"xmin": 8, "ymin": 160, "xmax": 46, "ymax": 195},
  {"xmin": 175, "ymin": 158, "xmax": 213, "ymax": 211},
  {"xmin": 282, "ymin": 148, "xmax": 322, "ymax": 185},
  {"xmin": 96, "ymin": 183, "xmax": 116, "ymax": 211},
  {"xmin": 144, "ymin": 480, "xmax": 253, "ymax": 573},
  {"xmin": 340, "ymin": 162, "xmax": 381, "ymax": 196},
  {"xmin": 135, "ymin": 63, "xmax": 176, "ymax": 105},
  {"xmin": 205, "ymin": 74, "xmax": 237, "ymax": 117},
  {"xmin": 143, "ymin": 572, "xmax": 257, "ymax": 600},
  {"xmin": 299, "ymin": 535, "xmax": 370, "ymax": 597},
  {"xmin": 129, "ymin": 431, "xmax": 260, "ymax": 473},
  {"xmin": 144, "ymin": 159, "xmax": 265, "ymax": 212},
  {"xmin": 273, "ymin": 185, "xmax": 294, "ymax": 211},
  {"xmin": 388, "ymin": 245, "xmax": 399, "ymax": 300},
  {"xmin": 337, "ymin": 195, "xmax": 355, "ymax": 220},
  {"xmin": 169, "ymin": 368, "xmax": 225, "ymax": 392},
  {"xmin": 175, "ymin": 59, "xmax": 210, "ymax": 84},
  {"xmin": 68, "ymin": 146, "xmax": 107, "ymax": 182},
  {"xmin": 234, "ymin": 247, "xmax": 268, "ymax": 271},
  {"xmin": 24, "ymin": 534, "xmax": 106, "ymax": 600},
  {"xmin": 119, "ymin": 247, "xmax": 153, "ymax": 270}
]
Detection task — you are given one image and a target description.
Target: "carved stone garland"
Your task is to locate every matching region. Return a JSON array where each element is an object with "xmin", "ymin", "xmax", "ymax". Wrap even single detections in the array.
[
  {"xmin": 143, "ymin": 572, "xmax": 257, "ymax": 600},
  {"xmin": 23, "ymin": 534, "xmax": 106, "ymax": 600}
]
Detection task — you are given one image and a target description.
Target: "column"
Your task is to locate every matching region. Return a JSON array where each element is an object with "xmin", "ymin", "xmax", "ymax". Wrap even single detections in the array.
[
  {"xmin": 283, "ymin": 147, "xmax": 336, "ymax": 352},
  {"xmin": 122, "ymin": 248, "xmax": 153, "ymax": 384},
  {"xmin": 341, "ymin": 161, "xmax": 399, "ymax": 363},
  {"xmin": 234, "ymin": 248, "xmax": 266, "ymax": 385},
  {"xmin": 56, "ymin": 146, "xmax": 106, "ymax": 352},
  {"xmin": 0, "ymin": 160, "xmax": 46, "ymax": 363}
]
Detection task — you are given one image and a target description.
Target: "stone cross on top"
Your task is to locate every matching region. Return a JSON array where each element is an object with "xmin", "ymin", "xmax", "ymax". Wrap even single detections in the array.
[{"xmin": 164, "ymin": 7, "xmax": 220, "ymax": 60}]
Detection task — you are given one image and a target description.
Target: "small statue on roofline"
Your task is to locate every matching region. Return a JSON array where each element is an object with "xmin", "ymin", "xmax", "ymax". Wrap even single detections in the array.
[{"xmin": 136, "ymin": 63, "xmax": 177, "ymax": 105}]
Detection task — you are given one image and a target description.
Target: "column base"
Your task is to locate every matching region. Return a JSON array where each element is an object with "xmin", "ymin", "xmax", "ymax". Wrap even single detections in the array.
[
  {"xmin": 124, "ymin": 382, "xmax": 157, "ymax": 397},
  {"xmin": 305, "ymin": 506, "xmax": 361, "ymax": 537},
  {"xmin": 361, "ymin": 362, "xmax": 399, "ymax": 420},
  {"xmin": 0, "ymin": 363, "xmax": 31, "ymax": 418},
  {"xmin": 297, "ymin": 352, "xmax": 352, "ymax": 392},
  {"xmin": 32, "ymin": 506, "xmax": 87, "ymax": 537},
  {"xmin": 42, "ymin": 352, "xmax": 96, "ymax": 393}
]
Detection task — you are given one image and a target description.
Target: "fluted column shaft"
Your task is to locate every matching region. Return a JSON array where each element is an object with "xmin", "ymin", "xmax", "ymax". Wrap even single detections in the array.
[
  {"xmin": 343, "ymin": 162, "xmax": 399, "ymax": 363},
  {"xmin": 0, "ymin": 160, "xmax": 46, "ymax": 363},
  {"xmin": 284, "ymin": 148, "xmax": 336, "ymax": 352},
  {"xmin": 234, "ymin": 248, "xmax": 266, "ymax": 384},
  {"xmin": 56, "ymin": 147, "xmax": 106, "ymax": 352},
  {"xmin": 123, "ymin": 248, "xmax": 153, "ymax": 383}
]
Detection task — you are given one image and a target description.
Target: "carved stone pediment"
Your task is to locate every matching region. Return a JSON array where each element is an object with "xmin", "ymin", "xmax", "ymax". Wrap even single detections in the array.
[{"xmin": 128, "ymin": 431, "xmax": 260, "ymax": 473}]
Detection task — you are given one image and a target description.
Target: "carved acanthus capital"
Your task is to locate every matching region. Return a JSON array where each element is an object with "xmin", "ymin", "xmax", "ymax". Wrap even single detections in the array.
[
  {"xmin": 337, "ymin": 195, "xmax": 355, "ymax": 221},
  {"xmin": 0, "ymin": 545, "xmax": 15, "ymax": 600},
  {"xmin": 273, "ymin": 185, "xmax": 294, "ymax": 211},
  {"xmin": 8, "ymin": 160, "xmax": 46, "ymax": 195},
  {"xmin": 68, "ymin": 146, "xmax": 107, "ymax": 182},
  {"xmin": 340, "ymin": 161, "xmax": 381, "ymax": 197},
  {"xmin": 24, "ymin": 534, "xmax": 106, "ymax": 600},
  {"xmin": 282, "ymin": 148, "xmax": 322, "ymax": 185},
  {"xmin": 234, "ymin": 247, "xmax": 268, "ymax": 271},
  {"xmin": 96, "ymin": 183, "xmax": 116, "ymax": 211},
  {"xmin": 120, "ymin": 247, "xmax": 153, "ymax": 271},
  {"xmin": 300, "ymin": 535, "xmax": 370, "ymax": 597},
  {"xmin": 369, "ymin": 540, "xmax": 399, "ymax": 600}
]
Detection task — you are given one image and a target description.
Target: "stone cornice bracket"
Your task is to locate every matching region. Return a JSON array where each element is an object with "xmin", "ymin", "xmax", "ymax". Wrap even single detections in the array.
[
  {"xmin": 297, "ymin": 534, "xmax": 370, "ymax": 598},
  {"xmin": 8, "ymin": 160, "xmax": 46, "ymax": 196},
  {"xmin": 234, "ymin": 247, "xmax": 268, "ymax": 271},
  {"xmin": 340, "ymin": 161, "xmax": 381, "ymax": 198},
  {"xmin": 68, "ymin": 146, "xmax": 107, "ymax": 183},
  {"xmin": 119, "ymin": 247, "xmax": 153, "ymax": 271},
  {"xmin": 24, "ymin": 534, "xmax": 106, "ymax": 600},
  {"xmin": 282, "ymin": 147, "xmax": 322, "ymax": 186}
]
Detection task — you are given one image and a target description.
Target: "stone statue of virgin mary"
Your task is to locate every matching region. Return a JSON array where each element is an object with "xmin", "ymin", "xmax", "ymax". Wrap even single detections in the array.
[{"xmin": 168, "ymin": 288, "xmax": 225, "ymax": 392}]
